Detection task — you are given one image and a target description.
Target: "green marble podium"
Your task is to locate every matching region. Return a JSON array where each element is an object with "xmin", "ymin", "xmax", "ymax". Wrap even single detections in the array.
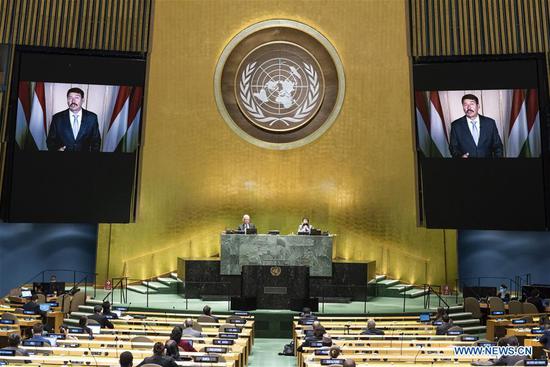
[{"xmin": 220, "ymin": 234, "xmax": 334, "ymax": 277}]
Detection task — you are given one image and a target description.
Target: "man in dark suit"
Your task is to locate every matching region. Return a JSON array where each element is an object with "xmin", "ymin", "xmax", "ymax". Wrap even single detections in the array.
[
  {"xmin": 237, "ymin": 214, "xmax": 256, "ymax": 232},
  {"xmin": 449, "ymin": 94, "xmax": 503, "ymax": 158},
  {"xmin": 88, "ymin": 305, "xmax": 114, "ymax": 329},
  {"xmin": 46, "ymin": 87, "xmax": 101, "ymax": 152}
]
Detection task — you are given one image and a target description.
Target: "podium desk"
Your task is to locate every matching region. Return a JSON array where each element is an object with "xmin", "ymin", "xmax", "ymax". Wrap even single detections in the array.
[{"xmin": 220, "ymin": 234, "xmax": 333, "ymax": 277}]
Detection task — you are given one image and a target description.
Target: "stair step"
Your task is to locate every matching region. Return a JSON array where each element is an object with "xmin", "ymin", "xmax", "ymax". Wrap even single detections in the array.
[
  {"xmin": 387, "ymin": 284, "xmax": 415, "ymax": 292},
  {"xmin": 377, "ymin": 279, "xmax": 400, "ymax": 287},
  {"xmin": 375, "ymin": 274, "xmax": 387, "ymax": 282},
  {"xmin": 319, "ymin": 297, "xmax": 352, "ymax": 304},
  {"xmin": 157, "ymin": 277, "xmax": 182, "ymax": 286},
  {"xmin": 404, "ymin": 289, "xmax": 429, "ymax": 298},
  {"xmin": 170, "ymin": 273, "xmax": 178, "ymax": 279},
  {"xmin": 68, "ymin": 311, "xmax": 91, "ymax": 319},
  {"xmin": 429, "ymin": 305, "xmax": 464, "ymax": 312},
  {"xmin": 86, "ymin": 299, "xmax": 123, "ymax": 307},
  {"xmin": 79, "ymin": 305, "xmax": 95, "ymax": 312},
  {"xmin": 142, "ymin": 281, "xmax": 170, "ymax": 290},
  {"xmin": 127, "ymin": 285, "xmax": 159, "ymax": 294}
]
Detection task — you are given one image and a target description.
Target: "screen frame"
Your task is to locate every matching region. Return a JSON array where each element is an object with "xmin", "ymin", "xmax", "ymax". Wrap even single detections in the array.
[
  {"xmin": 411, "ymin": 53, "xmax": 550, "ymax": 230},
  {"xmin": 0, "ymin": 46, "xmax": 147, "ymax": 223}
]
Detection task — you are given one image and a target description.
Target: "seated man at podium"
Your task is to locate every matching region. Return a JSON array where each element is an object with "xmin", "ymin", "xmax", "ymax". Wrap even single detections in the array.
[
  {"xmin": 298, "ymin": 217, "xmax": 312, "ymax": 234},
  {"xmin": 238, "ymin": 214, "xmax": 256, "ymax": 232}
]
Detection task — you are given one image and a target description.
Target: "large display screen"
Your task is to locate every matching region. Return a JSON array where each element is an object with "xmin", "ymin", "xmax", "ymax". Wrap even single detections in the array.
[
  {"xmin": 413, "ymin": 55, "xmax": 549, "ymax": 230},
  {"xmin": 415, "ymin": 89, "xmax": 540, "ymax": 158},
  {"xmin": 16, "ymin": 82, "xmax": 143, "ymax": 153},
  {"xmin": 0, "ymin": 48, "xmax": 147, "ymax": 223}
]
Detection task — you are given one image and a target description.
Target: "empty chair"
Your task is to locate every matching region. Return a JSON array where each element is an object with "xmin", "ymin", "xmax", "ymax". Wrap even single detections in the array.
[
  {"xmin": 69, "ymin": 291, "xmax": 86, "ymax": 313},
  {"xmin": 1, "ymin": 312, "xmax": 19, "ymax": 323},
  {"xmin": 464, "ymin": 297, "xmax": 482, "ymax": 319},
  {"xmin": 488, "ymin": 297, "xmax": 505, "ymax": 314},
  {"xmin": 197, "ymin": 315, "xmax": 217, "ymax": 323},
  {"xmin": 523, "ymin": 302, "xmax": 539, "ymax": 314},
  {"xmin": 36, "ymin": 294, "xmax": 47, "ymax": 303},
  {"xmin": 130, "ymin": 336, "xmax": 153, "ymax": 349},
  {"xmin": 508, "ymin": 300, "xmax": 523, "ymax": 315}
]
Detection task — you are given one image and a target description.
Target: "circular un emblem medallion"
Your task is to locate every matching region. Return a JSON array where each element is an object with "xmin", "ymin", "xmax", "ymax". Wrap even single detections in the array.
[
  {"xmin": 270, "ymin": 266, "xmax": 282, "ymax": 277},
  {"xmin": 215, "ymin": 20, "xmax": 345, "ymax": 149}
]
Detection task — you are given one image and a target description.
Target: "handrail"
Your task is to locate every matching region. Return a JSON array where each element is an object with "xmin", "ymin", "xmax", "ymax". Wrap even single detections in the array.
[
  {"xmin": 423, "ymin": 284, "xmax": 450, "ymax": 310},
  {"xmin": 457, "ymin": 273, "xmax": 531, "ymax": 299}
]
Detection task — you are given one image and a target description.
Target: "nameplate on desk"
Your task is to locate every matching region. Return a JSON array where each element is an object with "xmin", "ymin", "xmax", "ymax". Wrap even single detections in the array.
[
  {"xmin": 233, "ymin": 311, "xmax": 249, "ymax": 316},
  {"xmin": 433, "ymin": 321, "xmax": 443, "ymax": 325},
  {"xmin": 321, "ymin": 359, "xmax": 346, "ymax": 365},
  {"xmin": 531, "ymin": 328, "xmax": 544, "ymax": 334},
  {"xmin": 231, "ymin": 318, "xmax": 246, "ymax": 324},
  {"xmin": 213, "ymin": 339, "xmax": 234, "ymax": 345},
  {"xmin": 491, "ymin": 311, "xmax": 505, "ymax": 315},
  {"xmin": 0, "ymin": 361, "xmax": 7, "ymax": 365},
  {"xmin": 113, "ymin": 306, "xmax": 128, "ymax": 311},
  {"xmin": 194, "ymin": 355, "xmax": 219, "ymax": 363},
  {"xmin": 48, "ymin": 302, "xmax": 59, "ymax": 307},
  {"xmin": 105, "ymin": 315, "xmax": 113, "ymax": 319},
  {"xmin": 447, "ymin": 330, "xmax": 463, "ymax": 335},
  {"xmin": 461, "ymin": 335, "xmax": 479, "ymax": 341},
  {"xmin": 23, "ymin": 310, "xmax": 36, "ymax": 315},
  {"xmin": 299, "ymin": 319, "xmax": 315, "ymax": 325},
  {"xmin": 23, "ymin": 340, "xmax": 44, "ymax": 347},
  {"xmin": 314, "ymin": 349, "xmax": 329, "ymax": 355},
  {"xmin": 512, "ymin": 319, "xmax": 527, "ymax": 324},
  {"xmin": 224, "ymin": 327, "xmax": 242, "ymax": 333},
  {"xmin": 0, "ymin": 350, "xmax": 15, "ymax": 356},
  {"xmin": 68, "ymin": 327, "xmax": 84, "ymax": 334},
  {"xmin": 47, "ymin": 333, "xmax": 66, "ymax": 339},
  {"xmin": 310, "ymin": 341, "xmax": 324, "ymax": 348},
  {"xmin": 478, "ymin": 342, "xmax": 496, "ymax": 347},
  {"xmin": 205, "ymin": 347, "xmax": 227, "ymax": 354},
  {"xmin": 525, "ymin": 360, "xmax": 548, "ymax": 366},
  {"xmin": 0, "ymin": 319, "xmax": 15, "ymax": 324},
  {"xmin": 264, "ymin": 286, "xmax": 287, "ymax": 295},
  {"xmin": 219, "ymin": 332, "xmax": 238, "ymax": 339},
  {"xmin": 304, "ymin": 329, "xmax": 314, "ymax": 337}
]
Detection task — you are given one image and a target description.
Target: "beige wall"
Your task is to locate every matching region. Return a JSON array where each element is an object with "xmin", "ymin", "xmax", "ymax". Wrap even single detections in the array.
[{"xmin": 96, "ymin": 0, "xmax": 457, "ymax": 287}]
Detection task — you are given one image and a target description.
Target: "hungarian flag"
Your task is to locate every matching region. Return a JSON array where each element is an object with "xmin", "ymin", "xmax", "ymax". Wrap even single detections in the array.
[
  {"xmin": 123, "ymin": 86, "xmax": 143, "ymax": 153},
  {"xmin": 28, "ymin": 81, "xmax": 48, "ymax": 150},
  {"xmin": 429, "ymin": 91, "xmax": 451, "ymax": 157},
  {"xmin": 526, "ymin": 89, "xmax": 541, "ymax": 157},
  {"xmin": 16, "ymin": 81, "xmax": 32, "ymax": 149},
  {"xmin": 506, "ymin": 89, "xmax": 540, "ymax": 157},
  {"xmin": 415, "ymin": 91, "xmax": 450, "ymax": 157},
  {"xmin": 102, "ymin": 86, "xmax": 143, "ymax": 152},
  {"xmin": 415, "ymin": 91, "xmax": 431, "ymax": 157}
]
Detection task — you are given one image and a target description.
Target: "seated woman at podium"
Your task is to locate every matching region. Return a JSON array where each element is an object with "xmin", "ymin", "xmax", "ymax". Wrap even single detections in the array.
[{"xmin": 298, "ymin": 217, "xmax": 312, "ymax": 234}]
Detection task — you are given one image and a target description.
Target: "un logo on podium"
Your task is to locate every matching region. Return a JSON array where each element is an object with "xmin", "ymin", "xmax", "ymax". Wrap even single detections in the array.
[
  {"xmin": 215, "ymin": 20, "xmax": 345, "ymax": 149},
  {"xmin": 270, "ymin": 266, "xmax": 282, "ymax": 277}
]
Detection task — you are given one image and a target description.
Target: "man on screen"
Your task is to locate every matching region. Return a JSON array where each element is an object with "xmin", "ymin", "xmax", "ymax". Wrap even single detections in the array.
[
  {"xmin": 46, "ymin": 87, "xmax": 101, "ymax": 152},
  {"xmin": 449, "ymin": 94, "xmax": 503, "ymax": 158}
]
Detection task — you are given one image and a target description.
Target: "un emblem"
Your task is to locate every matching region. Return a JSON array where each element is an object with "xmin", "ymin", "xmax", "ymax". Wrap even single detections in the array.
[
  {"xmin": 215, "ymin": 20, "xmax": 345, "ymax": 149},
  {"xmin": 270, "ymin": 266, "xmax": 282, "ymax": 277},
  {"xmin": 237, "ymin": 43, "xmax": 324, "ymax": 132}
]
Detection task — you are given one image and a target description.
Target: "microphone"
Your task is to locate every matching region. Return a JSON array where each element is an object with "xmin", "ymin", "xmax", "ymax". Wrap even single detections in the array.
[
  {"xmin": 399, "ymin": 332, "xmax": 405, "ymax": 355},
  {"xmin": 414, "ymin": 344, "xmax": 424, "ymax": 364},
  {"xmin": 88, "ymin": 347, "xmax": 99, "ymax": 367}
]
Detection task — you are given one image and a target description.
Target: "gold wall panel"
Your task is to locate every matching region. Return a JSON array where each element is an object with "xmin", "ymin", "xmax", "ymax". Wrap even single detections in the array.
[{"xmin": 96, "ymin": 0, "xmax": 457, "ymax": 287}]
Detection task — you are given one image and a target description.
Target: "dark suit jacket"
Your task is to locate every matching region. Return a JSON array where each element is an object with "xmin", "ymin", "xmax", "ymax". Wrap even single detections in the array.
[
  {"xmin": 449, "ymin": 115, "xmax": 503, "ymax": 158},
  {"xmin": 88, "ymin": 313, "xmax": 114, "ymax": 329},
  {"xmin": 238, "ymin": 223, "xmax": 256, "ymax": 231},
  {"xmin": 46, "ymin": 109, "xmax": 101, "ymax": 152},
  {"xmin": 137, "ymin": 355, "xmax": 179, "ymax": 367},
  {"xmin": 23, "ymin": 301, "xmax": 40, "ymax": 314},
  {"xmin": 360, "ymin": 328, "xmax": 385, "ymax": 335}
]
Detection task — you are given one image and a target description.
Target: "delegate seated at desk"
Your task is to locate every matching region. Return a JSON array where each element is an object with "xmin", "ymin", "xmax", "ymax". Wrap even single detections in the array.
[
  {"xmin": 298, "ymin": 217, "xmax": 312, "ymax": 234},
  {"xmin": 237, "ymin": 214, "xmax": 256, "ymax": 232}
]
